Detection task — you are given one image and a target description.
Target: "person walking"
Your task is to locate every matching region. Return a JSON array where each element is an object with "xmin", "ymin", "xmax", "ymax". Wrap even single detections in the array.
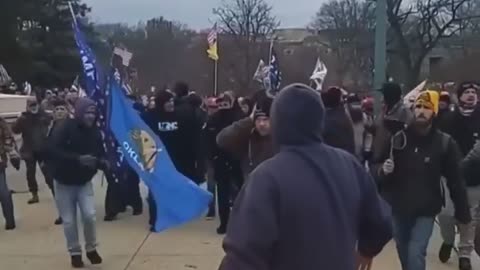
[
  {"xmin": 219, "ymin": 84, "xmax": 392, "ymax": 270},
  {"xmin": 48, "ymin": 98, "xmax": 107, "ymax": 268},
  {"xmin": 373, "ymin": 91, "xmax": 471, "ymax": 270},
  {"xmin": 437, "ymin": 82, "xmax": 480, "ymax": 270},
  {"xmin": 12, "ymin": 97, "xmax": 52, "ymax": 204}
]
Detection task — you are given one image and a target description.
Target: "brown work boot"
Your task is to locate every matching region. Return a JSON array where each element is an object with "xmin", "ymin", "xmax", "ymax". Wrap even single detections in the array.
[{"xmin": 28, "ymin": 193, "xmax": 39, "ymax": 204}]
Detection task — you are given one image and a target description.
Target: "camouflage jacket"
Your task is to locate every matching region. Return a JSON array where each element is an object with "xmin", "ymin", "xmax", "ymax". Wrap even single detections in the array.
[{"xmin": 0, "ymin": 118, "xmax": 17, "ymax": 168}]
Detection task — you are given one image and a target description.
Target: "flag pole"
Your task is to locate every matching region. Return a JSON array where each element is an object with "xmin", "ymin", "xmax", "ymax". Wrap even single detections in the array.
[
  {"xmin": 67, "ymin": 1, "xmax": 78, "ymax": 26},
  {"xmin": 214, "ymin": 60, "xmax": 218, "ymax": 96}
]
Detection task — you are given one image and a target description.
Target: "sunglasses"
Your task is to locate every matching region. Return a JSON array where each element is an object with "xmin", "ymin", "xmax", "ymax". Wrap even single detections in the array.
[{"xmin": 461, "ymin": 83, "xmax": 480, "ymax": 90}]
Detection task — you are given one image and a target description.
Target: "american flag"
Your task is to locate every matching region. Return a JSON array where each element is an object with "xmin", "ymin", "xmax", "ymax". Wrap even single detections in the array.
[
  {"xmin": 269, "ymin": 49, "xmax": 282, "ymax": 92},
  {"xmin": 207, "ymin": 23, "xmax": 217, "ymax": 46}
]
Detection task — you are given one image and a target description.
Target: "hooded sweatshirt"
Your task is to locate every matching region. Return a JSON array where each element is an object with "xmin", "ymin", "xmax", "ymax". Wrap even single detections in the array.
[
  {"xmin": 143, "ymin": 91, "xmax": 203, "ymax": 183},
  {"xmin": 48, "ymin": 98, "xmax": 105, "ymax": 186},
  {"xmin": 219, "ymin": 83, "xmax": 392, "ymax": 270}
]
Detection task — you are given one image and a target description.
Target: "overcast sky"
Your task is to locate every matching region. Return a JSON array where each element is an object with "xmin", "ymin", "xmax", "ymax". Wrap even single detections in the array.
[{"xmin": 83, "ymin": 0, "xmax": 325, "ymax": 29}]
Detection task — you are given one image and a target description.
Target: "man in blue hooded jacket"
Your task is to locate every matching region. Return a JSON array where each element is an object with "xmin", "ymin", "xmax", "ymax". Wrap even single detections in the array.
[{"xmin": 219, "ymin": 83, "xmax": 392, "ymax": 270}]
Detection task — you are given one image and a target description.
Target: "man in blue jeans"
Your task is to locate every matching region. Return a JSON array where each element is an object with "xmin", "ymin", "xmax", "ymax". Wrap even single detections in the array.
[
  {"xmin": 48, "ymin": 98, "xmax": 108, "ymax": 268},
  {"xmin": 0, "ymin": 117, "xmax": 20, "ymax": 230},
  {"xmin": 373, "ymin": 91, "xmax": 471, "ymax": 270}
]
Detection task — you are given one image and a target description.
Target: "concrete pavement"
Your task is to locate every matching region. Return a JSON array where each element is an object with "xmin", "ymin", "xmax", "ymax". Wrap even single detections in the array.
[{"xmin": 0, "ymin": 166, "xmax": 479, "ymax": 270}]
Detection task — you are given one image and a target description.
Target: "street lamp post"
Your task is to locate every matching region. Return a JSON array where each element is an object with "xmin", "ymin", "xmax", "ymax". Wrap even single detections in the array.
[{"xmin": 373, "ymin": 0, "xmax": 387, "ymax": 115}]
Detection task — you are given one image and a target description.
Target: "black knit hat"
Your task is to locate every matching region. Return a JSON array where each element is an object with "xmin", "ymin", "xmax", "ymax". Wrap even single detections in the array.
[{"xmin": 254, "ymin": 96, "xmax": 273, "ymax": 120}]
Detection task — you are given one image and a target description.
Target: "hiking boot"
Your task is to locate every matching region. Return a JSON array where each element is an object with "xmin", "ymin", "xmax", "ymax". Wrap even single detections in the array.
[
  {"xmin": 5, "ymin": 222, "xmax": 15, "ymax": 230},
  {"xmin": 54, "ymin": 217, "xmax": 63, "ymax": 225},
  {"xmin": 86, "ymin": 250, "xmax": 102, "ymax": 265},
  {"xmin": 459, "ymin": 258, "xmax": 472, "ymax": 270},
  {"xmin": 28, "ymin": 193, "xmax": 39, "ymax": 204},
  {"xmin": 71, "ymin": 255, "xmax": 84, "ymax": 268},
  {"xmin": 439, "ymin": 243, "xmax": 454, "ymax": 263}
]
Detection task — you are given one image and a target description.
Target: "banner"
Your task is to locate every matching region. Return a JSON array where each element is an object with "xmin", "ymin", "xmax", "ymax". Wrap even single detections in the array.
[{"xmin": 108, "ymin": 79, "xmax": 212, "ymax": 232}]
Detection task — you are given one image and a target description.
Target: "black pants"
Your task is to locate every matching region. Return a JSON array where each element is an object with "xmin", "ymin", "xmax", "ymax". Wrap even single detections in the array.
[
  {"xmin": 25, "ymin": 157, "xmax": 53, "ymax": 194},
  {"xmin": 104, "ymin": 173, "xmax": 125, "ymax": 218},
  {"xmin": 215, "ymin": 164, "xmax": 244, "ymax": 228}
]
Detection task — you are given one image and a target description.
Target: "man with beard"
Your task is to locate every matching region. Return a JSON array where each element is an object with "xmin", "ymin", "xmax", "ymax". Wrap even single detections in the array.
[
  {"xmin": 12, "ymin": 97, "xmax": 52, "ymax": 204},
  {"xmin": 143, "ymin": 90, "xmax": 204, "ymax": 230},
  {"xmin": 374, "ymin": 91, "xmax": 471, "ymax": 270},
  {"xmin": 219, "ymin": 84, "xmax": 392, "ymax": 270},
  {"xmin": 437, "ymin": 82, "xmax": 480, "ymax": 270},
  {"xmin": 321, "ymin": 87, "xmax": 356, "ymax": 155},
  {"xmin": 48, "ymin": 98, "xmax": 106, "ymax": 268},
  {"xmin": 206, "ymin": 92, "xmax": 245, "ymax": 234}
]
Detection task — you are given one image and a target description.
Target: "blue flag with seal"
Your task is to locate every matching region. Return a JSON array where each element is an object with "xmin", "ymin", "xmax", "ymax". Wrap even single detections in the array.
[{"xmin": 108, "ymin": 78, "xmax": 212, "ymax": 232}]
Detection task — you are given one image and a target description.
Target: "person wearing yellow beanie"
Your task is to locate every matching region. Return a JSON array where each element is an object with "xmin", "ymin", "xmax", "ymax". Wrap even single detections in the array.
[
  {"xmin": 374, "ymin": 90, "xmax": 471, "ymax": 270},
  {"xmin": 414, "ymin": 90, "xmax": 439, "ymax": 116}
]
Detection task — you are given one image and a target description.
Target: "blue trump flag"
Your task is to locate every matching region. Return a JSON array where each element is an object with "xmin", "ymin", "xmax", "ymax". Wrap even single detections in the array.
[
  {"xmin": 72, "ymin": 20, "xmax": 129, "ymax": 180},
  {"xmin": 108, "ymin": 79, "xmax": 212, "ymax": 232}
]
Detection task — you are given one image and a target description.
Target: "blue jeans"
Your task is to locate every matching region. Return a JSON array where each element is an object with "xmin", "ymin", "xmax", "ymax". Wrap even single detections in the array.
[
  {"xmin": 392, "ymin": 216, "xmax": 435, "ymax": 270},
  {"xmin": 55, "ymin": 181, "xmax": 97, "ymax": 255},
  {"xmin": 0, "ymin": 168, "xmax": 14, "ymax": 225}
]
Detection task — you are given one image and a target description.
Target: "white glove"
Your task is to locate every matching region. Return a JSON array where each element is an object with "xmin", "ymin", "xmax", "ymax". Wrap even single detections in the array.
[{"xmin": 382, "ymin": 159, "xmax": 395, "ymax": 175}]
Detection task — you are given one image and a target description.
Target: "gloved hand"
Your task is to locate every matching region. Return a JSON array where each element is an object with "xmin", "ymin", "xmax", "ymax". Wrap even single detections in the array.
[{"xmin": 382, "ymin": 159, "xmax": 395, "ymax": 175}]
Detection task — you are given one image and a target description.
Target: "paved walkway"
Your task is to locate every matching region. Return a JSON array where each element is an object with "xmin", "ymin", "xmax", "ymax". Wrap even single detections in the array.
[{"xmin": 0, "ymin": 166, "xmax": 479, "ymax": 270}]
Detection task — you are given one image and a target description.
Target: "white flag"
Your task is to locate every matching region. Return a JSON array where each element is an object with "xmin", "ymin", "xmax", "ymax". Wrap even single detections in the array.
[
  {"xmin": 0, "ymin": 64, "xmax": 12, "ymax": 86},
  {"xmin": 310, "ymin": 58, "xmax": 328, "ymax": 90},
  {"xmin": 403, "ymin": 80, "xmax": 427, "ymax": 107},
  {"xmin": 253, "ymin": 59, "xmax": 269, "ymax": 83},
  {"xmin": 113, "ymin": 47, "xmax": 133, "ymax": 67}
]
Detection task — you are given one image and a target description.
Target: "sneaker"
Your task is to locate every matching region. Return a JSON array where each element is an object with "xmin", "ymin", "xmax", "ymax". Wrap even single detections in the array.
[
  {"xmin": 28, "ymin": 193, "xmax": 39, "ymax": 204},
  {"xmin": 216, "ymin": 225, "xmax": 227, "ymax": 235},
  {"xmin": 459, "ymin": 258, "xmax": 472, "ymax": 270},
  {"xmin": 439, "ymin": 243, "xmax": 454, "ymax": 263},
  {"xmin": 86, "ymin": 250, "xmax": 102, "ymax": 265},
  {"xmin": 71, "ymin": 255, "xmax": 84, "ymax": 268},
  {"xmin": 5, "ymin": 223, "xmax": 15, "ymax": 230},
  {"xmin": 54, "ymin": 217, "xmax": 63, "ymax": 225}
]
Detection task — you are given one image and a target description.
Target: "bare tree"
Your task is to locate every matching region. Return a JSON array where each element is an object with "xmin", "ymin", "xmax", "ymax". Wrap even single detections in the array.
[
  {"xmin": 310, "ymin": 0, "xmax": 375, "ymax": 89},
  {"xmin": 386, "ymin": 0, "xmax": 472, "ymax": 88},
  {"xmin": 213, "ymin": 0, "xmax": 279, "ymax": 91}
]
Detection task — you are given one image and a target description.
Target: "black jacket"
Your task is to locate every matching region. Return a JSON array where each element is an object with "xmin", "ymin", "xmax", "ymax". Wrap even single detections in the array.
[
  {"xmin": 47, "ymin": 118, "xmax": 105, "ymax": 186},
  {"xmin": 12, "ymin": 111, "xmax": 52, "ymax": 160},
  {"xmin": 373, "ymin": 126, "xmax": 471, "ymax": 223},
  {"xmin": 438, "ymin": 106, "xmax": 480, "ymax": 156},
  {"xmin": 143, "ymin": 107, "xmax": 203, "ymax": 183}
]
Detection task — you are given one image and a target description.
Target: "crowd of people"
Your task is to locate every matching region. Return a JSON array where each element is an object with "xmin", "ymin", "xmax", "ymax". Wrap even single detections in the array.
[{"xmin": 0, "ymin": 79, "xmax": 480, "ymax": 270}]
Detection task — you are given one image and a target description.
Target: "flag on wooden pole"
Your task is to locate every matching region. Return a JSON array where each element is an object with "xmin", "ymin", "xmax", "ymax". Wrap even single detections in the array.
[{"xmin": 207, "ymin": 24, "xmax": 219, "ymax": 61}]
